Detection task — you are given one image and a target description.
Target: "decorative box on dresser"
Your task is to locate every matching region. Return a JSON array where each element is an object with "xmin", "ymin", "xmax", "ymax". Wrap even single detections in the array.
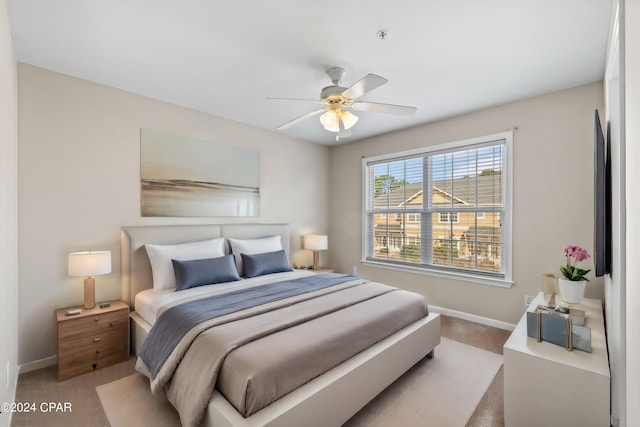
[
  {"xmin": 503, "ymin": 292, "xmax": 610, "ymax": 427},
  {"xmin": 56, "ymin": 300, "xmax": 129, "ymax": 381}
]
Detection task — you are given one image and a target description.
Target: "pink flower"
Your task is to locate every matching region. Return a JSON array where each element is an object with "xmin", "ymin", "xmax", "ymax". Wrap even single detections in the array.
[
  {"xmin": 564, "ymin": 245, "xmax": 590, "ymax": 262},
  {"xmin": 560, "ymin": 244, "xmax": 591, "ymax": 281}
]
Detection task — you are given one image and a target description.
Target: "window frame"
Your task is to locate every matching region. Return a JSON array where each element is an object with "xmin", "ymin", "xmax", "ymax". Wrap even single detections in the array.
[
  {"xmin": 361, "ymin": 131, "xmax": 513, "ymax": 288},
  {"xmin": 438, "ymin": 212, "xmax": 459, "ymax": 223}
]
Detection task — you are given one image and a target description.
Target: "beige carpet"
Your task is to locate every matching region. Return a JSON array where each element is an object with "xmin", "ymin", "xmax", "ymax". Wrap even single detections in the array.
[{"xmin": 97, "ymin": 337, "xmax": 502, "ymax": 427}]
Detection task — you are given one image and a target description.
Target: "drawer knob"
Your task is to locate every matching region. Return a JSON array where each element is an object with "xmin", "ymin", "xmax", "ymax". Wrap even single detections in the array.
[
  {"xmin": 94, "ymin": 317, "xmax": 99, "ymax": 322},
  {"xmin": 93, "ymin": 337, "xmax": 101, "ymax": 343}
]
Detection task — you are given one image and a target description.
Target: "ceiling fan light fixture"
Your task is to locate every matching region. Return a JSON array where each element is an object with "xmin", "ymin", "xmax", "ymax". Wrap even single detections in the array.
[
  {"xmin": 340, "ymin": 109, "xmax": 359, "ymax": 130},
  {"xmin": 272, "ymin": 67, "xmax": 415, "ymax": 140},
  {"xmin": 320, "ymin": 109, "xmax": 340, "ymax": 132},
  {"xmin": 320, "ymin": 108, "xmax": 358, "ymax": 133}
]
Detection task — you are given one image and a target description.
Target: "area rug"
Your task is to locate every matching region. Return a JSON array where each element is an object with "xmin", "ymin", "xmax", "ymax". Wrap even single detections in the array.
[
  {"xmin": 97, "ymin": 337, "xmax": 502, "ymax": 427},
  {"xmin": 96, "ymin": 370, "xmax": 180, "ymax": 427},
  {"xmin": 345, "ymin": 337, "xmax": 503, "ymax": 426}
]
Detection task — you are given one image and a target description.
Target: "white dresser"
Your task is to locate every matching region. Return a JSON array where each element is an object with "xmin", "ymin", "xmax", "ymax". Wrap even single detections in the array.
[{"xmin": 503, "ymin": 292, "xmax": 610, "ymax": 427}]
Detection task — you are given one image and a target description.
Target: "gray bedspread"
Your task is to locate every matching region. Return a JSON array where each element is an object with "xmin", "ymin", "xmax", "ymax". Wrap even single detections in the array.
[
  {"xmin": 139, "ymin": 273, "xmax": 358, "ymax": 378},
  {"xmin": 136, "ymin": 274, "xmax": 428, "ymax": 427}
]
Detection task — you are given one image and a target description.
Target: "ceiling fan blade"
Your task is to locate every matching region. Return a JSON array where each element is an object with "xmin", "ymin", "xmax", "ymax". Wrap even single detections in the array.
[
  {"xmin": 351, "ymin": 101, "xmax": 417, "ymax": 116},
  {"xmin": 277, "ymin": 109, "xmax": 325, "ymax": 130},
  {"xmin": 267, "ymin": 97, "xmax": 323, "ymax": 104},
  {"xmin": 341, "ymin": 74, "xmax": 388, "ymax": 100}
]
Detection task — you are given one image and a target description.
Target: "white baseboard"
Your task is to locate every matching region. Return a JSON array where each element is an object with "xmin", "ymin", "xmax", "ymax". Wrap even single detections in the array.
[
  {"xmin": 19, "ymin": 355, "xmax": 56, "ymax": 374},
  {"xmin": 429, "ymin": 305, "xmax": 516, "ymax": 331}
]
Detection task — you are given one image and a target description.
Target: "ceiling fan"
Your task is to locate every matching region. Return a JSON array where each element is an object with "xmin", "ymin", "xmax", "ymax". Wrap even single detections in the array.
[{"xmin": 269, "ymin": 67, "xmax": 417, "ymax": 139}]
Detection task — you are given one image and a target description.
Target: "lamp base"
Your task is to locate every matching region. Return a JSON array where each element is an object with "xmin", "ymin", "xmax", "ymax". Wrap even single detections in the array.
[
  {"xmin": 312, "ymin": 251, "xmax": 320, "ymax": 271},
  {"xmin": 84, "ymin": 277, "xmax": 95, "ymax": 309}
]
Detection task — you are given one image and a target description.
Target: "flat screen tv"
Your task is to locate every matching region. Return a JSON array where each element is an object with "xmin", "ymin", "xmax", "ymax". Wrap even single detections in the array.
[{"xmin": 593, "ymin": 109, "xmax": 611, "ymax": 277}]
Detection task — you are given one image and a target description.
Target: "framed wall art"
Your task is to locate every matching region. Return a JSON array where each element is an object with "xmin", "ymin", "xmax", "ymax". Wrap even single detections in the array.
[{"xmin": 141, "ymin": 129, "xmax": 260, "ymax": 217}]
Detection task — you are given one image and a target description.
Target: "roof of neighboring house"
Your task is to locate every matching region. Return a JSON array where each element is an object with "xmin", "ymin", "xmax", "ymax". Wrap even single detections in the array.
[
  {"xmin": 374, "ymin": 182, "xmax": 423, "ymax": 208},
  {"xmin": 433, "ymin": 174, "xmax": 502, "ymax": 207},
  {"xmin": 374, "ymin": 174, "xmax": 502, "ymax": 208}
]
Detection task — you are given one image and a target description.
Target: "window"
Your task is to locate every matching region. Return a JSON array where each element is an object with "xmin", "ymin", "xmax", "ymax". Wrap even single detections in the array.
[
  {"xmin": 407, "ymin": 213, "xmax": 420, "ymax": 222},
  {"xmin": 438, "ymin": 212, "xmax": 459, "ymax": 223},
  {"xmin": 362, "ymin": 132, "xmax": 512, "ymax": 286}
]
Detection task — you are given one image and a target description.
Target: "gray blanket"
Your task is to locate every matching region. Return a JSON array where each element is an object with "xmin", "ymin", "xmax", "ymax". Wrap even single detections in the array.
[{"xmin": 140, "ymin": 273, "xmax": 357, "ymax": 378}]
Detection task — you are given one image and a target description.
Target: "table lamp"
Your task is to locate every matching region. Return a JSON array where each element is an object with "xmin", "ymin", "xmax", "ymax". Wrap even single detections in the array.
[
  {"xmin": 68, "ymin": 251, "xmax": 112, "ymax": 309},
  {"xmin": 303, "ymin": 235, "xmax": 328, "ymax": 270}
]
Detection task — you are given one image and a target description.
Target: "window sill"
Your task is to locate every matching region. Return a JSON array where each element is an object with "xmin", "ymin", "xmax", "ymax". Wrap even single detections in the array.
[{"xmin": 360, "ymin": 260, "xmax": 514, "ymax": 288}]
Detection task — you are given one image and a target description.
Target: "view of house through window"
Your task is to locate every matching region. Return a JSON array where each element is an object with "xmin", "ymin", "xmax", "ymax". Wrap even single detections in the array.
[{"xmin": 364, "ymin": 133, "xmax": 511, "ymax": 281}]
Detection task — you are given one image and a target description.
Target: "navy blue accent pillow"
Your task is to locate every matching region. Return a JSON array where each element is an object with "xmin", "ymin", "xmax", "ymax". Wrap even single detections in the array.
[
  {"xmin": 172, "ymin": 255, "xmax": 240, "ymax": 291},
  {"xmin": 241, "ymin": 250, "xmax": 292, "ymax": 278}
]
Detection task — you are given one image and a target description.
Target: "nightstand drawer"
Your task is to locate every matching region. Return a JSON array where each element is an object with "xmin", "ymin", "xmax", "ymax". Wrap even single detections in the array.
[
  {"xmin": 57, "ymin": 328, "xmax": 128, "ymax": 380},
  {"xmin": 58, "ymin": 325, "xmax": 127, "ymax": 354},
  {"xmin": 57, "ymin": 352, "xmax": 129, "ymax": 381},
  {"xmin": 58, "ymin": 308, "xmax": 128, "ymax": 340}
]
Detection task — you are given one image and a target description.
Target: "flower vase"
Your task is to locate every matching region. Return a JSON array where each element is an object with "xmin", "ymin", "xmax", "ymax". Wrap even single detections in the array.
[{"xmin": 558, "ymin": 278, "xmax": 586, "ymax": 304}]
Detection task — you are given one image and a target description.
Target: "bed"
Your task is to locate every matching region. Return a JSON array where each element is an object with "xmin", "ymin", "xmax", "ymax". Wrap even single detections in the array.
[{"xmin": 121, "ymin": 224, "xmax": 441, "ymax": 427}]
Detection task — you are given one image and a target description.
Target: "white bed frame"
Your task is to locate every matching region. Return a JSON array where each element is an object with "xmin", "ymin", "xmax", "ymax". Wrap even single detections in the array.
[{"xmin": 121, "ymin": 224, "xmax": 440, "ymax": 427}]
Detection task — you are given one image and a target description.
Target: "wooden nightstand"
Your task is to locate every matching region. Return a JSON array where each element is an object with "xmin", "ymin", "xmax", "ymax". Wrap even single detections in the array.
[{"xmin": 56, "ymin": 300, "xmax": 129, "ymax": 381}]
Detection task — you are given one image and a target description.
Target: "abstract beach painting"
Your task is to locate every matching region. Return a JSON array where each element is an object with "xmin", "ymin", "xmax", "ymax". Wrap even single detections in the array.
[{"xmin": 141, "ymin": 129, "xmax": 260, "ymax": 217}]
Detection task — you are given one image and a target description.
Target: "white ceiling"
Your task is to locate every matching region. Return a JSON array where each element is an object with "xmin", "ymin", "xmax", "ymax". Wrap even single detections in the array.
[{"xmin": 7, "ymin": 0, "xmax": 611, "ymax": 146}]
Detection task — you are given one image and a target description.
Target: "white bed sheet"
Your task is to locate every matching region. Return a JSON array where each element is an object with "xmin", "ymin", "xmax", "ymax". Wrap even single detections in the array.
[{"xmin": 134, "ymin": 269, "xmax": 316, "ymax": 326}]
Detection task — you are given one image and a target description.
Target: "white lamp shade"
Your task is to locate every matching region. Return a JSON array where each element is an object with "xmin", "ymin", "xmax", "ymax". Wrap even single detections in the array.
[
  {"xmin": 320, "ymin": 110, "xmax": 340, "ymax": 132},
  {"xmin": 320, "ymin": 109, "xmax": 359, "ymax": 133},
  {"xmin": 68, "ymin": 251, "xmax": 112, "ymax": 277},
  {"xmin": 340, "ymin": 109, "xmax": 359, "ymax": 130},
  {"xmin": 304, "ymin": 235, "xmax": 328, "ymax": 251}
]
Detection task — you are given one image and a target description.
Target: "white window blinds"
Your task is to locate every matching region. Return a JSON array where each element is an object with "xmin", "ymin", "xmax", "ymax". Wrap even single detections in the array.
[{"xmin": 363, "ymin": 132, "xmax": 512, "ymax": 284}]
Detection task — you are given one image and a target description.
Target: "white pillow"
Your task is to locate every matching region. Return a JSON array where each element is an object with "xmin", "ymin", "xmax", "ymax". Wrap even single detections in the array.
[
  {"xmin": 228, "ymin": 235, "xmax": 283, "ymax": 276},
  {"xmin": 145, "ymin": 237, "xmax": 225, "ymax": 290}
]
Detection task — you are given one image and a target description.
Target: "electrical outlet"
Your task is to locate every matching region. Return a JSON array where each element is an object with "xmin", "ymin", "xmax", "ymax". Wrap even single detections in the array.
[
  {"xmin": 352, "ymin": 266, "xmax": 358, "ymax": 276},
  {"xmin": 524, "ymin": 295, "xmax": 535, "ymax": 308}
]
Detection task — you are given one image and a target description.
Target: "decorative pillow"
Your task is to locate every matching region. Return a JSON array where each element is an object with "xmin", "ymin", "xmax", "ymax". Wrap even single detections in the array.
[
  {"xmin": 228, "ymin": 235, "xmax": 283, "ymax": 276},
  {"xmin": 145, "ymin": 237, "xmax": 225, "ymax": 290},
  {"xmin": 241, "ymin": 250, "xmax": 293, "ymax": 278},
  {"xmin": 172, "ymin": 255, "xmax": 240, "ymax": 291}
]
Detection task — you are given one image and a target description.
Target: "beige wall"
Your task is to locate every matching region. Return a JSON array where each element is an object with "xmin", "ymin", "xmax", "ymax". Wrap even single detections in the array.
[
  {"xmin": 17, "ymin": 64, "xmax": 330, "ymax": 366},
  {"xmin": 0, "ymin": 0, "xmax": 19, "ymax": 423},
  {"xmin": 329, "ymin": 81, "xmax": 605, "ymax": 325}
]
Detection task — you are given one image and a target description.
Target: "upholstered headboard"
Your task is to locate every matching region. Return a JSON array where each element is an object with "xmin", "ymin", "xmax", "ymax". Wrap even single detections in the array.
[{"xmin": 120, "ymin": 224, "xmax": 291, "ymax": 307}]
